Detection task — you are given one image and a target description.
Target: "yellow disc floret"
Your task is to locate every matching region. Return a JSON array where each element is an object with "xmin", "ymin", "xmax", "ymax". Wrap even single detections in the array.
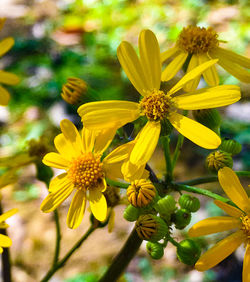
[
  {"xmin": 140, "ymin": 90, "xmax": 172, "ymax": 121},
  {"xmin": 68, "ymin": 152, "xmax": 104, "ymax": 191},
  {"xmin": 241, "ymin": 215, "xmax": 250, "ymax": 239},
  {"xmin": 177, "ymin": 26, "xmax": 219, "ymax": 54}
]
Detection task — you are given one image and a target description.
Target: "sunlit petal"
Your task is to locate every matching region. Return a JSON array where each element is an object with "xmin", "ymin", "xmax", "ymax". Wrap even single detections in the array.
[
  {"xmin": 243, "ymin": 243, "xmax": 250, "ymax": 282},
  {"xmin": 48, "ymin": 173, "xmax": 68, "ymax": 192},
  {"xmin": 183, "ymin": 54, "xmax": 200, "ymax": 92},
  {"xmin": 94, "ymin": 127, "xmax": 117, "ymax": 155},
  {"xmin": 0, "ymin": 37, "xmax": 14, "ymax": 57},
  {"xmin": 0, "ymin": 234, "xmax": 12, "ymax": 247},
  {"xmin": 88, "ymin": 189, "xmax": 107, "ymax": 221},
  {"xmin": 0, "ymin": 209, "xmax": 18, "ymax": 223},
  {"xmin": 199, "ymin": 54, "xmax": 219, "ymax": 86},
  {"xmin": 43, "ymin": 152, "xmax": 70, "ymax": 169},
  {"xmin": 54, "ymin": 133, "xmax": 75, "ymax": 160},
  {"xmin": 214, "ymin": 200, "xmax": 243, "ymax": 218},
  {"xmin": 161, "ymin": 46, "xmax": 179, "ymax": 62},
  {"xmin": 0, "ymin": 70, "xmax": 19, "ymax": 85},
  {"xmin": 0, "ymin": 85, "xmax": 10, "ymax": 105}
]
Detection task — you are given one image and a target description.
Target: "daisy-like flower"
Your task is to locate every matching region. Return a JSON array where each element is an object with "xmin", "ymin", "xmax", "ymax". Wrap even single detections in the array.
[
  {"xmin": 0, "ymin": 208, "xmax": 18, "ymax": 253},
  {"xmin": 78, "ymin": 29, "xmax": 240, "ymax": 170},
  {"xmin": 0, "ymin": 18, "xmax": 19, "ymax": 106},
  {"xmin": 189, "ymin": 167, "xmax": 250, "ymax": 281},
  {"xmin": 41, "ymin": 119, "xmax": 135, "ymax": 229},
  {"xmin": 161, "ymin": 26, "xmax": 250, "ymax": 92}
]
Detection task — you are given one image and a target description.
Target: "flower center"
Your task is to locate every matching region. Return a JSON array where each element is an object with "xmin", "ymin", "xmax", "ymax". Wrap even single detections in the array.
[
  {"xmin": 68, "ymin": 152, "xmax": 104, "ymax": 191},
  {"xmin": 177, "ymin": 26, "xmax": 219, "ymax": 54},
  {"xmin": 241, "ymin": 215, "xmax": 250, "ymax": 238},
  {"xmin": 140, "ymin": 90, "xmax": 172, "ymax": 121}
]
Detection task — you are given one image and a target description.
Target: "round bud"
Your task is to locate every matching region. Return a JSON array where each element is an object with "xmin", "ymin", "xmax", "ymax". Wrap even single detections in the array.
[
  {"xmin": 146, "ymin": 242, "xmax": 164, "ymax": 260},
  {"xmin": 206, "ymin": 150, "xmax": 233, "ymax": 172},
  {"xmin": 61, "ymin": 77, "xmax": 87, "ymax": 105},
  {"xmin": 123, "ymin": 204, "xmax": 140, "ymax": 222},
  {"xmin": 177, "ymin": 239, "xmax": 201, "ymax": 265},
  {"xmin": 155, "ymin": 195, "xmax": 176, "ymax": 215},
  {"xmin": 127, "ymin": 179, "xmax": 157, "ymax": 208},
  {"xmin": 219, "ymin": 138, "xmax": 242, "ymax": 155},
  {"xmin": 179, "ymin": 194, "xmax": 200, "ymax": 213},
  {"xmin": 174, "ymin": 209, "xmax": 191, "ymax": 230},
  {"xmin": 135, "ymin": 214, "xmax": 169, "ymax": 242},
  {"xmin": 192, "ymin": 109, "xmax": 221, "ymax": 134}
]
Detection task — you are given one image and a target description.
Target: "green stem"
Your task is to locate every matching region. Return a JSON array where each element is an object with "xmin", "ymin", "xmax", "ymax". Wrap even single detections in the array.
[
  {"xmin": 106, "ymin": 179, "xmax": 129, "ymax": 189},
  {"xmin": 41, "ymin": 225, "xmax": 95, "ymax": 282},
  {"xmin": 0, "ymin": 201, "xmax": 11, "ymax": 282},
  {"xmin": 177, "ymin": 171, "xmax": 250, "ymax": 186},
  {"xmin": 162, "ymin": 136, "xmax": 173, "ymax": 182},
  {"xmin": 52, "ymin": 210, "xmax": 61, "ymax": 267},
  {"xmin": 168, "ymin": 236, "xmax": 179, "ymax": 248},
  {"xmin": 99, "ymin": 228, "xmax": 142, "ymax": 282}
]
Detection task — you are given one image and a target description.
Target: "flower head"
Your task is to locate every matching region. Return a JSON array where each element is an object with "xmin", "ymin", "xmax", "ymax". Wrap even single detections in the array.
[
  {"xmin": 0, "ymin": 18, "xmax": 19, "ymax": 106},
  {"xmin": 61, "ymin": 77, "xmax": 87, "ymax": 105},
  {"xmin": 78, "ymin": 29, "xmax": 240, "ymax": 177},
  {"xmin": 40, "ymin": 119, "xmax": 130, "ymax": 229},
  {"xmin": 162, "ymin": 26, "xmax": 250, "ymax": 92},
  {"xmin": 0, "ymin": 208, "xmax": 18, "ymax": 253},
  {"xmin": 189, "ymin": 167, "xmax": 250, "ymax": 282}
]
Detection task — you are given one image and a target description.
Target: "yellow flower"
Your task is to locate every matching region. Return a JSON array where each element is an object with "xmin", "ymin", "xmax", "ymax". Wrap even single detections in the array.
[
  {"xmin": 0, "ymin": 208, "xmax": 18, "ymax": 253},
  {"xmin": 40, "ymin": 119, "xmax": 130, "ymax": 229},
  {"xmin": 78, "ymin": 29, "xmax": 240, "ymax": 169},
  {"xmin": 0, "ymin": 18, "xmax": 19, "ymax": 106},
  {"xmin": 161, "ymin": 26, "xmax": 250, "ymax": 92},
  {"xmin": 189, "ymin": 167, "xmax": 250, "ymax": 282}
]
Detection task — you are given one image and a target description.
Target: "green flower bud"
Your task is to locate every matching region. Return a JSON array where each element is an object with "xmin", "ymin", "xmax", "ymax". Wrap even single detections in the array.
[
  {"xmin": 219, "ymin": 138, "xmax": 242, "ymax": 155},
  {"xmin": 146, "ymin": 242, "xmax": 164, "ymax": 260},
  {"xmin": 135, "ymin": 214, "xmax": 169, "ymax": 242},
  {"xmin": 174, "ymin": 209, "xmax": 191, "ymax": 229},
  {"xmin": 155, "ymin": 195, "xmax": 176, "ymax": 215},
  {"xmin": 206, "ymin": 150, "xmax": 233, "ymax": 172},
  {"xmin": 178, "ymin": 194, "xmax": 200, "ymax": 213},
  {"xmin": 177, "ymin": 239, "xmax": 201, "ymax": 265},
  {"xmin": 123, "ymin": 204, "xmax": 140, "ymax": 222},
  {"xmin": 192, "ymin": 109, "xmax": 221, "ymax": 134}
]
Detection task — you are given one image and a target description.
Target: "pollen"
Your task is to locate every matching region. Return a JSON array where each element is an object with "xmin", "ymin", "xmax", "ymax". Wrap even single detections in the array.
[
  {"xmin": 177, "ymin": 26, "xmax": 219, "ymax": 54},
  {"xmin": 140, "ymin": 90, "xmax": 172, "ymax": 121},
  {"xmin": 241, "ymin": 215, "xmax": 250, "ymax": 239},
  {"xmin": 67, "ymin": 152, "xmax": 104, "ymax": 191}
]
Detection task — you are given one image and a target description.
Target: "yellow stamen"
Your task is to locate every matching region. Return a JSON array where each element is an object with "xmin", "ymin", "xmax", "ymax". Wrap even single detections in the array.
[
  {"xmin": 68, "ymin": 152, "xmax": 104, "ymax": 191},
  {"xmin": 140, "ymin": 90, "xmax": 172, "ymax": 121},
  {"xmin": 177, "ymin": 26, "xmax": 219, "ymax": 54},
  {"xmin": 241, "ymin": 215, "xmax": 250, "ymax": 239}
]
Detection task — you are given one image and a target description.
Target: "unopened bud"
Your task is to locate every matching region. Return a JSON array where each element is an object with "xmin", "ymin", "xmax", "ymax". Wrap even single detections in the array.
[
  {"xmin": 206, "ymin": 150, "xmax": 233, "ymax": 172},
  {"xmin": 177, "ymin": 239, "xmax": 201, "ymax": 265},
  {"xmin": 179, "ymin": 194, "xmax": 200, "ymax": 213},
  {"xmin": 123, "ymin": 204, "xmax": 140, "ymax": 222},
  {"xmin": 155, "ymin": 195, "xmax": 176, "ymax": 215},
  {"xmin": 174, "ymin": 209, "xmax": 191, "ymax": 230},
  {"xmin": 219, "ymin": 138, "xmax": 242, "ymax": 155},
  {"xmin": 146, "ymin": 242, "xmax": 164, "ymax": 259},
  {"xmin": 61, "ymin": 77, "xmax": 87, "ymax": 105}
]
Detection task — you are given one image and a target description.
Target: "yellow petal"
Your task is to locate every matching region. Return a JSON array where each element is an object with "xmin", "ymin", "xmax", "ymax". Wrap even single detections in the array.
[
  {"xmin": 94, "ymin": 127, "xmax": 117, "ymax": 155},
  {"xmin": 0, "ymin": 18, "xmax": 6, "ymax": 31},
  {"xmin": 139, "ymin": 29, "xmax": 161, "ymax": 91},
  {"xmin": 130, "ymin": 121, "xmax": 161, "ymax": 165},
  {"xmin": 81, "ymin": 127, "xmax": 95, "ymax": 153},
  {"xmin": 88, "ymin": 189, "xmax": 107, "ymax": 221},
  {"xmin": 213, "ymin": 47, "xmax": 250, "ymax": 68},
  {"xmin": 54, "ymin": 134, "xmax": 75, "ymax": 160},
  {"xmin": 0, "ymin": 70, "xmax": 19, "ymax": 85},
  {"xmin": 103, "ymin": 141, "xmax": 134, "ymax": 164},
  {"xmin": 183, "ymin": 54, "xmax": 201, "ymax": 92},
  {"xmin": 162, "ymin": 51, "xmax": 188, "ymax": 81},
  {"xmin": 0, "ymin": 85, "xmax": 10, "ymax": 105},
  {"xmin": 188, "ymin": 216, "xmax": 241, "ymax": 237},
  {"xmin": 66, "ymin": 190, "xmax": 86, "ymax": 229},
  {"xmin": 103, "ymin": 160, "xmax": 124, "ymax": 181},
  {"xmin": 214, "ymin": 200, "xmax": 243, "ymax": 218},
  {"xmin": 199, "ymin": 54, "xmax": 219, "ymax": 86},
  {"xmin": 243, "ymin": 243, "xmax": 250, "ymax": 282},
  {"xmin": 0, "ymin": 234, "xmax": 12, "ymax": 247},
  {"xmin": 40, "ymin": 180, "xmax": 74, "ymax": 213},
  {"xmin": 78, "ymin": 101, "xmax": 140, "ymax": 129},
  {"xmin": 48, "ymin": 173, "xmax": 68, "ymax": 192},
  {"xmin": 169, "ymin": 112, "xmax": 221, "ymax": 149},
  {"xmin": 218, "ymin": 167, "xmax": 250, "ymax": 213},
  {"xmin": 121, "ymin": 160, "xmax": 148, "ymax": 182},
  {"xmin": 0, "ymin": 247, "xmax": 3, "ymax": 253},
  {"xmin": 173, "ymin": 85, "xmax": 241, "ymax": 110},
  {"xmin": 195, "ymin": 230, "xmax": 245, "ymax": 271},
  {"xmin": 169, "ymin": 59, "xmax": 218, "ymax": 95},
  {"xmin": 0, "ymin": 208, "xmax": 18, "ymax": 223},
  {"xmin": 43, "ymin": 152, "xmax": 70, "ymax": 169},
  {"xmin": 60, "ymin": 119, "xmax": 82, "ymax": 155},
  {"xmin": 117, "ymin": 41, "xmax": 150, "ymax": 95},
  {"xmin": 161, "ymin": 46, "xmax": 179, "ymax": 62},
  {"xmin": 0, "ymin": 37, "xmax": 14, "ymax": 57}
]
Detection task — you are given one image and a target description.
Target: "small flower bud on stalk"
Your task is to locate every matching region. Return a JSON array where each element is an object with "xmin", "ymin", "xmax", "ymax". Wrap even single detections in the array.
[
  {"xmin": 219, "ymin": 138, "xmax": 242, "ymax": 155},
  {"xmin": 146, "ymin": 242, "xmax": 164, "ymax": 259},
  {"xmin": 135, "ymin": 214, "xmax": 169, "ymax": 242},
  {"xmin": 177, "ymin": 239, "xmax": 201, "ymax": 265},
  {"xmin": 123, "ymin": 205, "xmax": 140, "ymax": 222},
  {"xmin": 155, "ymin": 195, "xmax": 176, "ymax": 218},
  {"xmin": 206, "ymin": 150, "xmax": 233, "ymax": 172},
  {"xmin": 173, "ymin": 209, "xmax": 191, "ymax": 229},
  {"xmin": 61, "ymin": 77, "xmax": 87, "ymax": 105},
  {"xmin": 178, "ymin": 194, "xmax": 200, "ymax": 212},
  {"xmin": 192, "ymin": 109, "xmax": 221, "ymax": 135},
  {"xmin": 127, "ymin": 179, "xmax": 157, "ymax": 208}
]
